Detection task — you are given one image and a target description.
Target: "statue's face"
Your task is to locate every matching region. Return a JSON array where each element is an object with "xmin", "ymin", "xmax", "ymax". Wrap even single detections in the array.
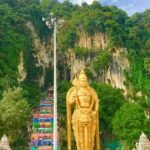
[
  {"xmin": 77, "ymin": 89, "xmax": 92, "ymax": 108},
  {"xmin": 79, "ymin": 79, "xmax": 88, "ymax": 87}
]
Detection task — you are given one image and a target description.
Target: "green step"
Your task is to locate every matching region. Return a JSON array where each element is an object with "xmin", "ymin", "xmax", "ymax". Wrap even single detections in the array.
[{"xmin": 30, "ymin": 146, "xmax": 37, "ymax": 150}]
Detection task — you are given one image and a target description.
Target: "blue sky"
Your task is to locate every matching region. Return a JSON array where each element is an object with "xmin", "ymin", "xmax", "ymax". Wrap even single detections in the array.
[
  {"xmin": 61, "ymin": 0, "xmax": 150, "ymax": 16},
  {"xmin": 101, "ymin": 0, "xmax": 150, "ymax": 16}
]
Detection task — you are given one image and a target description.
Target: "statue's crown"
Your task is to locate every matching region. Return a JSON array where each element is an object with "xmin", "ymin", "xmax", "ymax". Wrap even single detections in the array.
[{"xmin": 78, "ymin": 69, "xmax": 87, "ymax": 80}]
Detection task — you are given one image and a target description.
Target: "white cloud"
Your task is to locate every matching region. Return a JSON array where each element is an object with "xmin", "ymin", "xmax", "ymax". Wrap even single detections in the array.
[
  {"xmin": 128, "ymin": 4, "xmax": 134, "ymax": 8},
  {"xmin": 112, "ymin": 0, "xmax": 119, "ymax": 3},
  {"xmin": 61, "ymin": 0, "xmax": 119, "ymax": 5},
  {"xmin": 101, "ymin": 0, "xmax": 119, "ymax": 4},
  {"xmin": 60, "ymin": 0, "xmax": 150, "ymax": 16},
  {"xmin": 120, "ymin": 3, "xmax": 136, "ymax": 16},
  {"xmin": 69, "ymin": 0, "xmax": 98, "ymax": 5}
]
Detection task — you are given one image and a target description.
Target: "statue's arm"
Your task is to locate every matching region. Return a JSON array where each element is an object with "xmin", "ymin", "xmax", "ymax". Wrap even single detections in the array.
[
  {"xmin": 66, "ymin": 87, "xmax": 77, "ymax": 105},
  {"xmin": 95, "ymin": 93, "xmax": 99, "ymax": 112},
  {"xmin": 91, "ymin": 88, "xmax": 99, "ymax": 112},
  {"xmin": 90, "ymin": 88, "xmax": 100, "ymax": 149},
  {"xmin": 66, "ymin": 87, "xmax": 78, "ymax": 150}
]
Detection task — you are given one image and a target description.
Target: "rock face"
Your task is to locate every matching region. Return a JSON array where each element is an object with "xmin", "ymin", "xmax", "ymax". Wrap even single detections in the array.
[
  {"xmin": 26, "ymin": 22, "xmax": 53, "ymax": 87},
  {"xmin": 105, "ymin": 48, "xmax": 129, "ymax": 95},
  {"xmin": 69, "ymin": 32, "xmax": 129, "ymax": 95},
  {"xmin": 77, "ymin": 32, "xmax": 107, "ymax": 49},
  {"xmin": 18, "ymin": 52, "xmax": 27, "ymax": 82},
  {"xmin": 136, "ymin": 132, "xmax": 150, "ymax": 150},
  {"xmin": 69, "ymin": 33, "xmax": 107, "ymax": 78},
  {"xmin": 20, "ymin": 24, "xmax": 130, "ymax": 93},
  {"xmin": 0, "ymin": 135, "xmax": 11, "ymax": 150}
]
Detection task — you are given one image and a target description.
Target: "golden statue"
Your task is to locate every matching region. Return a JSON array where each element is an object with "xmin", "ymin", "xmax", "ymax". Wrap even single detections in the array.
[{"xmin": 66, "ymin": 69, "xmax": 100, "ymax": 150}]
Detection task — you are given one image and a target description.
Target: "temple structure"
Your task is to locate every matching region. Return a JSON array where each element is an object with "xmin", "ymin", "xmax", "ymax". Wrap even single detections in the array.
[
  {"xmin": 136, "ymin": 132, "xmax": 150, "ymax": 150},
  {"xmin": 0, "ymin": 135, "xmax": 11, "ymax": 150}
]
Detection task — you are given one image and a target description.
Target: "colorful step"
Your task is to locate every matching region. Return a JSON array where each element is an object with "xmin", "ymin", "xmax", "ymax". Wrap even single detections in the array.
[{"xmin": 30, "ymin": 95, "xmax": 54, "ymax": 149}]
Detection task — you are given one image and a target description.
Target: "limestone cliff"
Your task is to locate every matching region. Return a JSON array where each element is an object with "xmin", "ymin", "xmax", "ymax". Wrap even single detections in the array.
[
  {"xmin": 77, "ymin": 32, "xmax": 107, "ymax": 49},
  {"xmin": 18, "ymin": 52, "xmax": 27, "ymax": 82},
  {"xmin": 105, "ymin": 48, "xmax": 129, "ymax": 95},
  {"xmin": 26, "ymin": 22, "xmax": 53, "ymax": 87},
  {"xmin": 68, "ymin": 32, "xmax": 130, "ymax": 95},
  {"xmin": 19, "ymin": 23, "xmax": 130, "ymax": 95}
]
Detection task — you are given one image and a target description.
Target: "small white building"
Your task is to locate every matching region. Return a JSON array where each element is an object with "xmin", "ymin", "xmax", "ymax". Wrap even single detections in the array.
[
  {"xmin": 136, "ymin": 132, "xmax": 150, "ymax": 150},
  {"xmin": 0, "ymin": 135, "xmax": 11, "ymax": 150}
]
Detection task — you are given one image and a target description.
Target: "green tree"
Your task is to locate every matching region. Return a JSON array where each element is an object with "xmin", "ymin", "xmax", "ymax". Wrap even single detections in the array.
[
  {"xmin": 93, "ymin": 51, "xmax": 111, "ymax": 72},
  {"xmin": 112, "ymin": 103, "xmax": 146, "ymax": 147},
  {"xmin": 58, "ymin": 26, "xmax": 79, "ymax": 50},
  {"xmin": 143, "ymin": 119, "xmax": 150, "ymax": 138},
  {"xmin": 91, "ymin": 82, "xmax": 125, "ymax": 136},
  {"xmin": 0, "ymin": 87, "xmax": 30, "ymax": 146},
  {"xmin": 58, "ymin": 80, "xmax": 71, "ymax": 149}
]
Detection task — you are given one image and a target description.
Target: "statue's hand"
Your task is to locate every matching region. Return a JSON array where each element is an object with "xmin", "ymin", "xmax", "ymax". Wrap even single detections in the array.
[{"xmin": 69, "ymin": 95, "xmax": 77, "ymax": 104}]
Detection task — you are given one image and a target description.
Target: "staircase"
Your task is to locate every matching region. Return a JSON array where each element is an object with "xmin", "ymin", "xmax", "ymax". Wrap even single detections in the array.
[{"xmin": 30, "ymin": 92, "xmax": 54, "ymax": 150}]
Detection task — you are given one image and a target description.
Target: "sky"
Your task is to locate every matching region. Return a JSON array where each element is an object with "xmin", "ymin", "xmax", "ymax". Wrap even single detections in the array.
[
  {"xmin": 101, "ymin": 0, "xmax": 150, "ymax": 16},
  {"xmin": 63, "ymin": 0, "xmax": 150, "ymax": 16}
]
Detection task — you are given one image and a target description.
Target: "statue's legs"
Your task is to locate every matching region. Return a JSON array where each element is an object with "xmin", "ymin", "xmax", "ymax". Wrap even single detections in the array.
[
  {"xmin": 78, "ymin": 125, "xmax": 84, "ymax": 150},
  {"xmin": 84, "ymin": 125, "xmax": 88, "ymax": 150},
  {"xmin": 79, "ymin": 123, "xmax": 94, "ymax": 150},
  {"xmin": 91, "ymin": 114, "xmax": 97, "ymax": 150},
  {"xmin": 84, "ymin": 114, "xmax": 97, "ymax": 150},
  {"xmin": 72, "ymin": 111, "xmax": 84, "ymax": 150},
  {"xmin": 87, "ymin": 123, "xmax": 94, "ymax": 150},
  {"xmin": 72, "ymin": 111, "xmax": 97, "ymax": 150}
]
